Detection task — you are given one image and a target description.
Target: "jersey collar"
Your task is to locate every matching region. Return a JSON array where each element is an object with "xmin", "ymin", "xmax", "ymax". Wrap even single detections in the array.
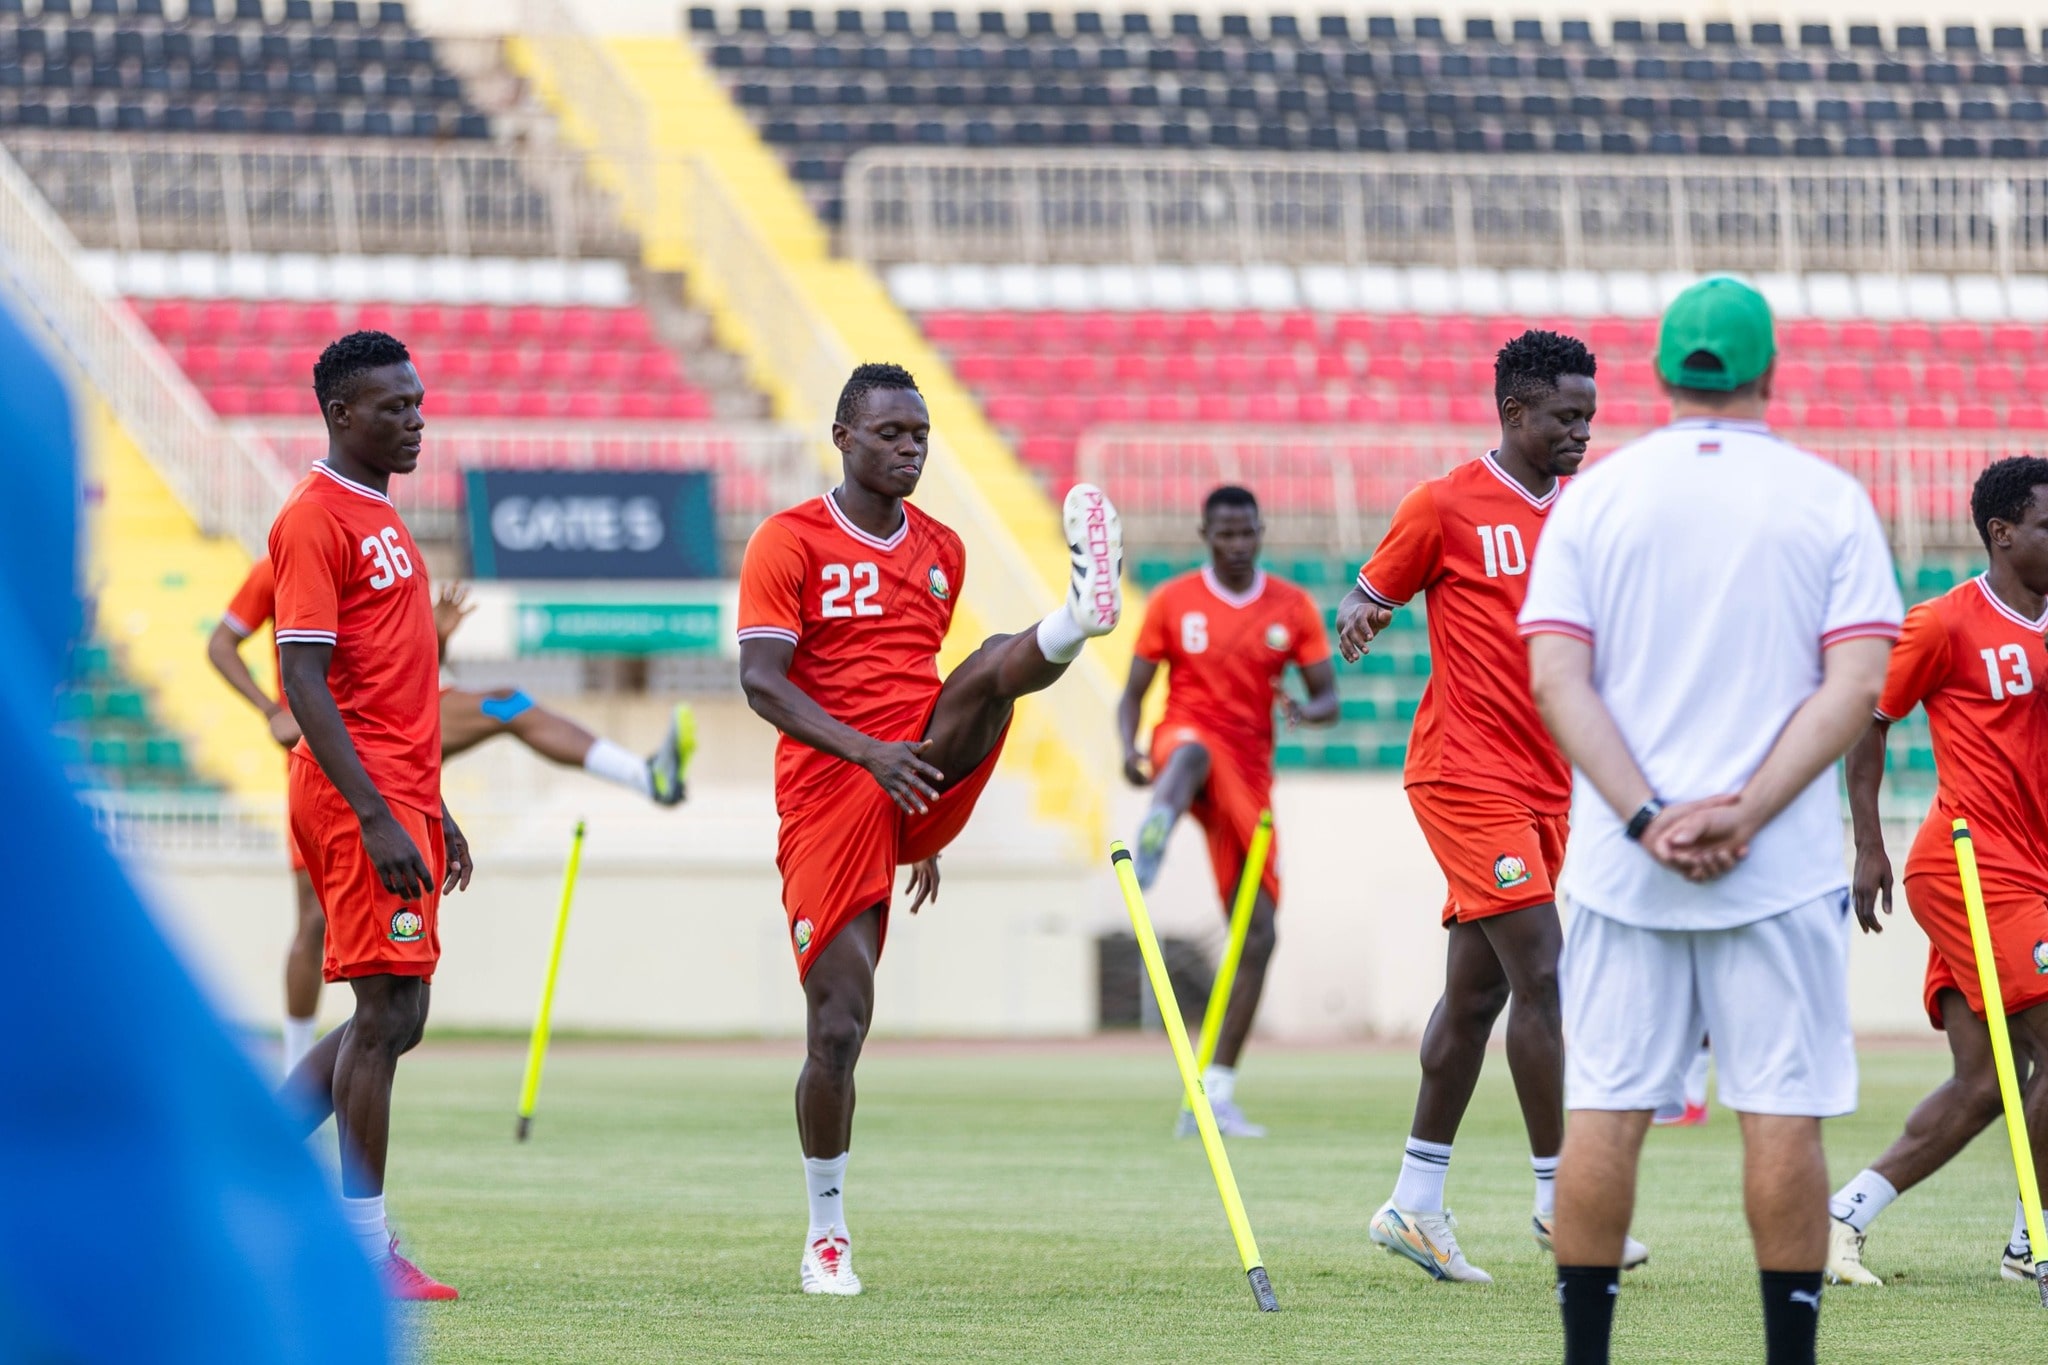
[
  {"xmin": 311, "ymin": 461, "xmax": 393, "ymax": 506},
  {"xmin": 823, "ymin": 491, "xmax": 908, "ymax": 552},
  {"xmin": 1974, "ymin": 574, "xmax": 2048, "ymax": 631},
  {"xmin": 1201, "ymin": 565, "xmax": 1267, "ymax": 608},
  {"xmin": 1481, "ymin": 449, "xmax": 1559, "ymax": 510},
  {"xmin": 1667, "ymin": 416, "xmax": 1774, "ymax": 434}
]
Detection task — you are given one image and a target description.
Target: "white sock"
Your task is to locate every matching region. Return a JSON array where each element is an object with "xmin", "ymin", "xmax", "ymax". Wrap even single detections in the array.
[
  {"xmin": 805, "ymin": 1153, "xmax": 849, "ymax": 1240},
  {"xmin": 1393, "ymin": 1137, "xmax": 1453, "ymax": 1214},
  {"xmin": 2014, "ymin": 1200, "xmax": 2033, "ymax": 1253},
  {"xmin": 1531, "ymin": 1154, "xmax": 1559, "ymax": 1219},
  {"xmin": 1828, "ymin": 1168, "xmax": 1899, "ymax": 1232},
  {"xmin": 341, "ymin": 1193, "xmax": 389, "ymax": 1265},
  {"xmin": 583, "ymin": 737, "xmax": 654, "ymax": 798},
  {"xmin": 281, "ymin": 1015, "xmax": 317, "ymax": 1076},
  {"xmin": 1203, "ymin": 1064, "xmax": 1236, "ymax": 1108},
  {"xmin": 1035, "ymin": 607, "xmax": 1088, "ymax": 664},
  {"xmin": 1683, "ymin": 1046, "xmax": 1712, "ymax": 1107}
]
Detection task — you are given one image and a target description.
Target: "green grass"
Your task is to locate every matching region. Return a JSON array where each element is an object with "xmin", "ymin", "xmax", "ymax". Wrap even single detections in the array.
[{"xmin": 390, "ymin": 1041, "xmax": 2040, "ymax": 1363}]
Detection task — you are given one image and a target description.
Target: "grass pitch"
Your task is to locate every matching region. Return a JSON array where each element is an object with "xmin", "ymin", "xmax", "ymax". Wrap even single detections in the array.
[{"xmin": 392, "ymin": 1039, "xmax": 2037, "ymax": 1363}]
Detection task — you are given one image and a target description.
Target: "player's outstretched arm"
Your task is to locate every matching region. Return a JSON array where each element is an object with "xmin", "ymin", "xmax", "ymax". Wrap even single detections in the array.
[
  {"xmin": 738, "ymin": 636, "xmax": 945, "ymax": 815},
  {"xmin": 1117, "ymin": 656, "xmax": 1159, "ymax": 785},
  {"xmin": 1334, "ymin": 588, "xmax": 1393, "ymax": 664},
  {"xmin": 281, "ymin": 641, "xmax": 433, "ymax": 901},
  {"xmin": 1844, "ymin": 718, "xmax": 1893, "ymax": 933},
  {"xmin": 206, "ymin": 621, "xmax": 301, "ymax": 748}
]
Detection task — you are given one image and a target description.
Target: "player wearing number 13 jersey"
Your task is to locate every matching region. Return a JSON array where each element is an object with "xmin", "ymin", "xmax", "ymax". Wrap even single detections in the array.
[
  {"xmin": 1828, "ymin": 456, "xmax": 2048, "ymax": 1289},
  {"xmin": 1336, "ymin": 331, "xmax": 1647, "ymax": 1283},
  {"xmin": 737, "ymin": 363, "xmax": 1123, "ymax": 1296}
]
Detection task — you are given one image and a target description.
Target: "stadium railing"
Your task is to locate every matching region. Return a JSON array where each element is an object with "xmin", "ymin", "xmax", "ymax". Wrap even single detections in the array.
[
  {"xmin": 1080, "ymin": 424, "xmax": 2011, "ymax": 565},
  {"xmin": 844, "ymin": 150, "xmax": 2048, "ymax": 273},
  {"xmin": 2, "ymin": 130, "xmax": 636, "ymax": 259},
  {"xmin": 0, "ymin": 139, "xmax": 289, "ymax": 557}
]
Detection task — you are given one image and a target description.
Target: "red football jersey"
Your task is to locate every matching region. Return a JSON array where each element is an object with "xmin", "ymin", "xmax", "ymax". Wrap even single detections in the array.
[
  {"xmin": 267, "ymin": 464, "xmax": 442, "ymax": 814},
  {"xmin": 1877, "ymin": 576, "xmax": 2048, "ymax": 891},
  {"xmin": 1134, "ymin": 567, "xmax": 1331, "ymax": 777},
  {"xmin": 223, "ymin": 555, "xmax": 282, "ymax": 694},
  {"xmin": 737, "ymin": 492, "xmax": 967, "ymax": 812},
  {"xmin": 1357, "ymin": 452, "xmax": 1571, "ymax": 812}
]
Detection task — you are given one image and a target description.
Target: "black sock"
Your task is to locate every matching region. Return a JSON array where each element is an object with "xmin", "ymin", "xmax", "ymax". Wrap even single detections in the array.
[
  {"xmin": 1557, "ymin": 1264, "xmax": 1619, "ymax": 1365},
  {"xmin": 1759, "ymin": 1270, "xmax": 1823, "ymax": 1365}
]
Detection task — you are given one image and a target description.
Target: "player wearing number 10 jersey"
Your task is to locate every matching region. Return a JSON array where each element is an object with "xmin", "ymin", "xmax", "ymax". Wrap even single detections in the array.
[
  {"xmin": 737, "ymin": 363, "xmax": 1124, "ymax": 1296},
  {"xmin": 1337, "ymin": 331, "xmax": 1648, "ymax": 1283},
  {"xmin": 1827, "ymin": 456, "xmax": 2048, "ymax": 1289}
]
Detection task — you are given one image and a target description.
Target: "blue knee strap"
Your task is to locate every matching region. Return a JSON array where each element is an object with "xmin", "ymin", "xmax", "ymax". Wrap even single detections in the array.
[{"xmin": 479, "ymin": 690, "xmax": 536, "ymax": 723}]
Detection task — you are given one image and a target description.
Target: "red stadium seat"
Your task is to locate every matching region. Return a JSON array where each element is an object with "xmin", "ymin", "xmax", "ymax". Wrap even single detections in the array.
[
  {"xmin": 1975, "ymin": 361, "xmax": 2018, "ymax": 397},
  {"xmin": 1598, "ymin": 398, "xmax": 1646, "ymax": 429},
  {"xmin": 954, "ymin": 354, "xmax": 1003, "ymax": 386},
  {"xmin": 1298, "ymin": 392, "xmax": 1334, "ymax": 423},
  {"xmin": 1128, "ymin": 312, "xmax": 1171, "ymax": 348},
  {"xmin": 1797, "ymin": 402, "xmax": 1849, "ymax": 431},
  {"xmin": 1922, "ymin": 361, "xmax": 1967, "ymax": 396},
  {"xmin": 1850, "ymin": 401, "xmax": 1894, "ymax": 430},
  {"xmin": 1435, "ymin": 316, "xmax": 1484, "ymax": 351},
  {"xmin": 1089, "ymin": 393, "xmax": 1137, "ymax": 424},
  {"xmin": 1819, "ymin": 361, "xmax": 1865, "ymax": 398},
  {"xmin": 1331, "ymin": 315, "xmax": 1375, "ymax": 348},
  {"xmin": 1225, "ymin": 314, "xmax": 1272, "ymax": 349},
  {"xmin": 1448, "ymin": 395, "xmax": 1494, "ymax": 426},
  {"xmin": 616, "ymin": 392, "xmax": 658, "ymax": 420},
  {"xmin": 1181, "ymin": 313, "xmax": 1225, "ymax": 350},
  {"xmin": 1144, "ymin": 393, "xmax": 1195, "ymax": 422},
  {"xmin": 1054, "ymin": 354, "xmax": 1096, "ymax": 390},
  {"xmin": 1078, "ymin": 313, "xmax": 1126, "ymax": 350},
  {"xmin": 1836, "ymin": 321, "xmax": 1883, "ymax": 354},
  {"xmin": 1904, "ymin": 403, "xmax": 1949, "ymax": 429},
  {"xmin": 1314, "ymin": 351, "xmax": 1353, "ymax": 382},
  {"xmin": 1887, "ymin": 321, "xmax": 1934, "ymax": 355},
  {"xmin": 257, "ymin": 385, "xmax": 302, "ymax": 415},
  {"xmin": 464, "ymin": 391, "xmax": 506, "ymax": 418},
  {"xmin": 1382, "ymin": 315, "xmax": 1428, "ymax": 350},
  {"xmin": 1276, "ymin": 312, "xmax": 1320, "ymax": 345},
  {"xmin": 452, "ymin": 306, "xmax": 497, "ymax": 343},
  {"xmin": 142, "ymin": 298, "xmax": 190, "ymax": 336},
  {"xmin": 1936, "ymin": 322, "xmax": 1986, "ymax": 359},
  {"xmin": 1868, "ymin": 360, "xmax": 1912, "ymax": 395},
  {"xmin": 631, "ymin": 351, "xmax": 682, "ymax": 385},
  {"xmin": 556, "ymin": 308, "xmax": 601, "ymax": 345},
  {"xmin": 2008, "ymin": 403, "xmax": 2048, "ymax": 430},
  {"xmin": 1991, "ymin": 324, "xmax": 2037, "ymax": 359},
  {"xmin": 1773, "ymin": 359, "xmax": 1817, "ymax": 395},
  {"xmin": 600, "ymin": 308, "xmax": 653, "ymax": 346},
  {"xmin": 919, "ymin": 311, "xmax": 974, "ymax": 345},
  {"xmin": 248, "ymin": 302, "xmax": 293, "ymax": 339},
  {"xmin": 1195, "ymin": 393, "xmax": 1245, "ymax": 422},
  {"xmin": 505, "ymin": 306, "xmax": 548, "ymax": 341},
  {"xmin": 511, "ymin": 392, "xmax": 555, "ymax": 419},
  {"xmin": 1954, "ymin": 403, "xmax": 1999, "ymax": 431},
  {"xmin": 197, "ymin": 300, "xmax": 243, "ymax": 335},
  {"xmin": 207, "ymin": 385, "xmax": 253, "ymax": 416},
  {"xmin": 1780, "ymin": 319, "xmax": 1830, "ymax": 354},
  {"xmin": 563, "ymin": 393, "xmax": 616, "ymax": 420},
  {"xmin": 2024, "ymin": 362, "xmax": 2048, "ymax": 394},
  {"xmin": 1023, "ymin": 313, "xmax": 1072, "ymax": 349},
  {"xmin": 1344, "ymin": 394, "xmax": 1393, "ymax": 422}
]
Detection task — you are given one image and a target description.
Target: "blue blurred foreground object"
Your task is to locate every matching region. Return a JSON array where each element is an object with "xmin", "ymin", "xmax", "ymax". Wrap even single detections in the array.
[{"xmin": 0, "ymin": 298, "xmax": 392, "ymax": 1362}]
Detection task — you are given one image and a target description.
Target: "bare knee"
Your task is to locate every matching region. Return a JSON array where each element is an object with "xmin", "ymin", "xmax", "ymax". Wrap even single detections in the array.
[
  {"xmin": 1455, "ymin": 979, "xmax": 1513, "ymax": 1033},
  {"xmin": 1956, "ymin": 1072, "xmax": 2006, "ymax": 1127},
  {"xmin": 351, "ymin": 988, "xmax": 427, "ymax": 1059},
  {"xmin": 808, "ymin": 1003, "xmax": 868, "ymax": 1077},
  {"xmin": 1512, "ymin": 960, "xmax": 1562, "ymax": 1015},
  {"xmin": 1169, "ymin": 742, "xmax": 1212, "ymax": 784},
  {"xmin": 1241, "ymin": 908, "xmax": 1277, "ymax": 968}
]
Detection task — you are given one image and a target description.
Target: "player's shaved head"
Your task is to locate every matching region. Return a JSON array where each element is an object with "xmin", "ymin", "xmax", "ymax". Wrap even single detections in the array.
[
  {"xmin": 1972, "ymin": 455, "xmax": 2048, "ymax": 551},
  {"xmin": 1494, "ymin": 330, "xmax": 1597, "ymax": 412},
  {"xmin": 836, "ymin": 362, "xmax": 921, "ymax": 428},
  {"xmin": 314, "ymin": 330, "xmax": 412, "ymax": 411}
]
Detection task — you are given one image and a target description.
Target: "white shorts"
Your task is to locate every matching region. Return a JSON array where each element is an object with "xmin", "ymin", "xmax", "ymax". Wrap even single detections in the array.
[{"xmin": 1561, "ymin": 892, "xmax": 1857, "ymax": 1118}]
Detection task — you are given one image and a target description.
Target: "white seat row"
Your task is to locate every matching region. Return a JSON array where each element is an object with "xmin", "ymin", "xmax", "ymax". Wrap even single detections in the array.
[
  {"xmin": 887, "ymin": 261, "xmax": 2048, "ymax": 322},
  {"xmin": 77, "ymin": 250, "xmax": 636, "ymax": 307}
]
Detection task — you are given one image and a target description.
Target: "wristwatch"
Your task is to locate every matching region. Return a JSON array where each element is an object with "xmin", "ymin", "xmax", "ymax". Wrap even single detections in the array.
[{"xmin": 1624, "ymin": 798, "xmax": 1666, "ymax": 842}]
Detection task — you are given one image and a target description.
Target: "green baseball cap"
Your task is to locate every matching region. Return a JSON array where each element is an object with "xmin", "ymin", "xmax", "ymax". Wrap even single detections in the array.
[{"xmin": 1656, "ymin": 275, "xmax": 1776, "ymax": 391}]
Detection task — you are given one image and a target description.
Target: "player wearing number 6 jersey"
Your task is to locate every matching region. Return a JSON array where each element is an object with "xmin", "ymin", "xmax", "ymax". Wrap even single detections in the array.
[
  {"xmin": 1827, "ymin": 456, "xmax": 2048, "ymax": 1289},
  {"xmin": 1337, "ymin": 331, "xmax": 1647, "ymax": 1283},
  {"xmin": 737, "ymin": 363, "xmax": 1123, "ymax": 1296}
]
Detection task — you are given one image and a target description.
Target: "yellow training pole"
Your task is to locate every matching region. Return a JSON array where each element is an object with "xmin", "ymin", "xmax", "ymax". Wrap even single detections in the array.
[
  {"xmin": 1952, "ymin": 817, "xmax": 2048, "ymax": 1306},
  {"xmin": 1111, "ymin": 840, "xmax": 1279, "ymax": 1311},
  {"xmin": 1185, "ymin": 810, "xmax": 1274, "ymax": 1117},
  {"xmin": 516, "ymin": 820, "xmax": 587, "ymax": 1142}
]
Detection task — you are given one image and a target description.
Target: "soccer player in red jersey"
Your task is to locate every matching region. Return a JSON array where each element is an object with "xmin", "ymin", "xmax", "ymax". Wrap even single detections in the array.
[
  {"xmin": 210, "ymin": 572, "xmax": 692, "ymax": 1077},
  {"xmin": 1827, "ymin": 456, "xmax": 2048, "ymax": 1288},
  {"xmin": 270, "ymin": 331, "xmax": 474, "ymax": 1301},
  {"xmin": 738, "ymin": 363, "xmax": 1122, "ymax": 1296},
  {"xmin": 1117, "ymin": 484, "xmax": 1337, "ymax": 1136},
  {"xmin": 1336, "ymin": 330, "xmax": 1647, "ymax": 1281}
]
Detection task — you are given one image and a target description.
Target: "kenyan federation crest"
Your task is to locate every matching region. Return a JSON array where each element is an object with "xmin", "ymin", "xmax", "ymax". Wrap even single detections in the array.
[
  {"xmin": 2034, "ymin": 940, "xmax": 2048, "ymax": 975},
  {"xmin": 927, "ymin": 565, "xmax": 950, "ymax": 600},
  {"xmin": 388, "ymin": 908, "xmax": 424, "ymax": 943}
]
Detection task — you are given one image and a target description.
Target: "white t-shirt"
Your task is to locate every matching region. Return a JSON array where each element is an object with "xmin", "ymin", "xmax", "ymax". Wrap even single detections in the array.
[{"xmin": 1518, "ymin": 417, "xmax": 1903, "ymax": 931}]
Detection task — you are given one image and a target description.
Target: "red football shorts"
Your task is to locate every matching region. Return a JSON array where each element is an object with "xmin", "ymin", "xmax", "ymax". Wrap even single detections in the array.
[
  {"xmin": 289, "ymin": 753, "xmax": 443, "ymax": 984},
  {"xmin": 776, "ymin": 721, "xmax": 1010, "ymax": 980},
  {"xmin": 1905, "ymin": 872, "xmax": 2048, "ymax": 1029},
  {"xmin": 1408, "ymin": 781, "xmax": 1568, "ymax": 926},
  {"xmin": 1151, "ymin": 723, "xmax": 1280, "ymax": 909},
  {"xmin": 282, "ymin": 754, "xmax": 307, "ymax": 873}
]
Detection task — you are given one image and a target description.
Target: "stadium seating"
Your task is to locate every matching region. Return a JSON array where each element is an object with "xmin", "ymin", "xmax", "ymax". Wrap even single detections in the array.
[
  {"xmin": 134, "ymin": 297, "xmax": 713, "ymax": 421},
  {"xmin": 920, "ymin": 307, "xmax": 2048, "ymax": 486},
  {"xmin": 58, "ymin": 641, "xmax": 213, "ymax": 792},
  {"xmin": 0, "ymin": 0, "xmax": 488, "ymax": 138},
  {"xmin": 685, "ymin": 10, "xmax": 2048, "ymax": 221}
]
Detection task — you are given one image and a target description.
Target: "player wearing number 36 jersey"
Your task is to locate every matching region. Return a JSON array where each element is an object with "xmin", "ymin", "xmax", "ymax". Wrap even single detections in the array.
[{"xmin": 737, "ymin": 363, "xmax": 1123, "ymax": 1297}]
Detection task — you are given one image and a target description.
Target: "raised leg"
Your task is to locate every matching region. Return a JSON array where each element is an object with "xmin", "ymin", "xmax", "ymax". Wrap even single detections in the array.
[
  {"xmin": 797, "ymin": 907, "xmax": 881, "ymax": 1158},
  {"xmin": 1409, "ymin": 921, "xmax": 1514, "ymax": 1144},
  {"xmin": 1476, "ymin": 903, "xmax": 1565, "ymax": 1158},
  {"xmin": 917, "ymin": 631, "xmax": 1070, "ymax": 792},
  {"xmin": 440, "ymin": 686, "xmax": 600, "ymax": 765}
]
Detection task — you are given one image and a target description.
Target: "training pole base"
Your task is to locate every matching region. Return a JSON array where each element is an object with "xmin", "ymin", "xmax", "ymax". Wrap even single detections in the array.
[
  {"xmin": 2037, "ymin": 1268, "xmax": 2048, "ymax": 1309},
  {"xmin": 1247, "ymin": 1266, "xmax": 1278, "ymax": 1312},
  {"xmin": 515, "ymin": 1115, "xmax": 532, "ymax": 1143}
]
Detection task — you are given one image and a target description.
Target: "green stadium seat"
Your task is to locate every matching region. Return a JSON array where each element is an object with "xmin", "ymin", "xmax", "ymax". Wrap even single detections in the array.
[
  {"xmin": 104, "ymin": 689, "xmax": 147, "ymax": 721},
  {"xmin": 1913, "ymin": 563, "xmax": 1957, "ymax": 595},
  {"xmin": 1356, "ymin": 653, "xmax": 1395, "ymax": 676},
  {"xmin": 1374, "ymin": 743, "xmax": 1408, "ymax": 767},
  {"xmin": 1905, "ymin": 747, "xmax": 1937, "ymax": 772},
  {"xmin": 53, "ymin": 733, "xmax": 85, "ymax": 766},
  {"xmin": 90, "ymin": 737, "xmax": 132, "ymax": 768},
  {"xmin": 1320, "ymin": 741, "xmax": 1362, "ymax": 767},
  {"xmin": 144, "ymin": 738, "xmax": 185, "ymax": 769},
  {"xmin": 1282, "ymin": 557, "xmax": 1331, "ymax": 587},
  {"xmin": 55, "ymin": 691, "xmax": 93, "ymax": 722},
  {"xmin": 71, "ymin": 645, "xmax": 112, "ymax": 680},
  {"xmin": 1339, "ymin": 696, "xmax": 1378, "ymax": 722},
  {"xmin": 1393, "ymin": 697, "xmax": 1420, "ymax": 721},
  {"xmin": 1274, "ymin": 741, "xmax": 1309, "ymax": 769}
]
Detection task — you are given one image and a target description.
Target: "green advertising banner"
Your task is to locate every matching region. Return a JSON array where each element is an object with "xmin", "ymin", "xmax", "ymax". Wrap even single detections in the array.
[{"xmin": 516, "ymin": 600, "xmax": 725, "ymax": 655}]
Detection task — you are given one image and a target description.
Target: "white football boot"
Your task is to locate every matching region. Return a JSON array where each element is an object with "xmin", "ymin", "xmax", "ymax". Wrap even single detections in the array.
[
  {"xmin": 1825, "ymin": 1217, "xmax": 1882, "ymax": 1286},
  {"xmin": 1175, "ymin": 1098, "xmax": 1268, "ymax": 1140},
  {"xmin": 1061, "ymin": 483, "xmax": 1123, "ymax": 637},
  {"xmin": 1532, "ymin": 1212, "xmax": 1650, "ymax": 1270},
  {"xmin": 1370, "ymin": 1200, "xmax": 1493, "ymax": 1283},
  {"xmin": 2001, "ymin": 1234, "xmax": 2035, "ymax": 1285},
  {"xmin": 800, "ymin": 1234, "xmax": 863, "ymax": 1296}
]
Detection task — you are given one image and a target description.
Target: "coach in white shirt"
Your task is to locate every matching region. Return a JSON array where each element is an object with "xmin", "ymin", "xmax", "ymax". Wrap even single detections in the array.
[{"xmin": 1519, "ymin": 276, "xmax": 1902, "ymax": 1365}]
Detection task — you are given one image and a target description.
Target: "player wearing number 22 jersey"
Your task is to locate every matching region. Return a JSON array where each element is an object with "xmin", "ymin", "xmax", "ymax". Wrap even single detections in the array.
[{"xmin": 736, "ymin": 363, "xmax": 1124, "ymax": 1297}]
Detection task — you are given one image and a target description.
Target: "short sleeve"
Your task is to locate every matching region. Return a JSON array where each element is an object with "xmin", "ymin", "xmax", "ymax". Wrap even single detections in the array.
[
  {"xmin": 268, "ymin": 504, "xmax": 345, "ymax": 647},
  {"xmin": 1518, "ymin": 482, "xmax": 1593, "ymax": 644},
  {"xmin": 1874, "ymin": 603, "xmax": 1950, "ymax": 722},
  {"xmin": 222, "ymin": 557, "xmax": 276, "ymax": 639},
  {"xmin": 1820, "ymin": 489, "xmax": 1905, "ymax": 649},
  {"xmin": 1133, "ymin": 587, "xmax": 1173, "ymax": 663},
  {"xmin": 1357, "ymin": 483, "xmax": 1444, "ymax": 609},
  {"xmin": 1290, "ymin": 588, "xmax": 1333, "ymax": 669},
  {"xmin": 736, "ymin": 518, "xmax": 807, "ymax": 647}
]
